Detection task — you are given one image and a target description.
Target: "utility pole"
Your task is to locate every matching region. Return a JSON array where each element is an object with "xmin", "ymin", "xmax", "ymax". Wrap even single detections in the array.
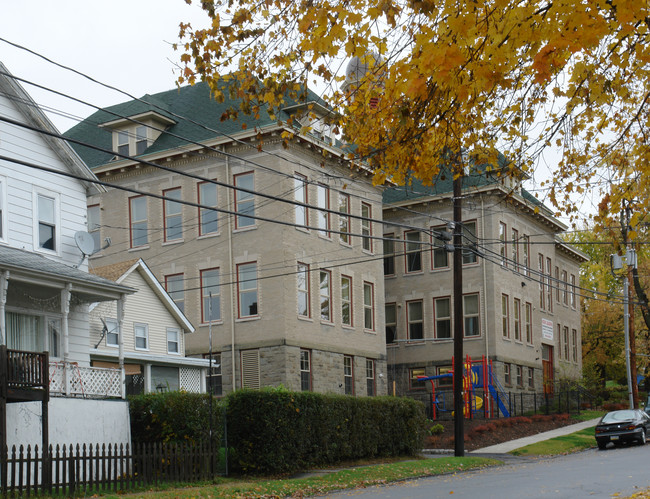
[
  {"xmin": 453, "ymin": 170, "xmax": 464, "ymax": 457},
  {"xmin": 621, "ymin": 200, "xmax": 639, "ymax": 409}
]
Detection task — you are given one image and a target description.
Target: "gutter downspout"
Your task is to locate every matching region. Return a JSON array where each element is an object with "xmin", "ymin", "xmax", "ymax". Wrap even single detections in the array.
[
  {"xmin": 61, "ymin": 284, "xmax": 71, "ymax": 396},
  {"xmin": 0, "ymin": 271, "xmax": 8, "ymax": 345},
  {"xmin": 481, "ymin": 197, "xmax": 489, "ymax": 362},
  {"xmin": 226, "ymin": 151, "xmax": 237, "ymax": 393},
  {"xmin": 117, "ymin": 295, "xmax": 126, "ymax": 399}
]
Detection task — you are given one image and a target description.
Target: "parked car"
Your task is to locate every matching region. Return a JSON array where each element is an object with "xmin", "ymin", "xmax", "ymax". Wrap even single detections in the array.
[{"xmin": 595, "ymin": 409, "xmax": 650, "ymax": 450}]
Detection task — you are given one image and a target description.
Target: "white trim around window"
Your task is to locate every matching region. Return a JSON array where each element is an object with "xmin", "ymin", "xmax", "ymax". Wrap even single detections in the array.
[
  {"xmin": 134, "ymin": 323, "xmax": 149, "ymax": 351},
  {"xmin": 167, "ymin": 327, "xmax": 181, "ymax": 354},
  {"xmin": 32, "ymin": 187, "xmax": 60, "ymax": 254}
]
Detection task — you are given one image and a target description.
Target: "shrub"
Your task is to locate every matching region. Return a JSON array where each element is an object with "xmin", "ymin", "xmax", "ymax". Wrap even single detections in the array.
[
  {"xmin": 128, "ymin": 391, "xmax": 224, "ymax": 445},
  {"xmin": 226, "ymin": 389, "xmax": 426, "ymax": 475},
  {"xmin": 429, "ymin": 423, "xmax": 444, "ymax": 435}
]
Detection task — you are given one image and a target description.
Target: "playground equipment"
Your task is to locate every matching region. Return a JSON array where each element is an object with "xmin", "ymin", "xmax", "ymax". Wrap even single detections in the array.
[{"xmin": 418, "ymin": 355, "xmax": 510, "ymax": 419}]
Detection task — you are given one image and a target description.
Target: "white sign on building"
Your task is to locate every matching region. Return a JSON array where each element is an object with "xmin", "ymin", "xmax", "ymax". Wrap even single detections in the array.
[{"xmin": 542, "ymin": 318, "xmax": 554, "ymax": 341}]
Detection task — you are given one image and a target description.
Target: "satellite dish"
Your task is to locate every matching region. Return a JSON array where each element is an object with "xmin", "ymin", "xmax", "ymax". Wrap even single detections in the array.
[{"xmin": 75, "ymin": 231, "xmax": 95, "ymax": 256}]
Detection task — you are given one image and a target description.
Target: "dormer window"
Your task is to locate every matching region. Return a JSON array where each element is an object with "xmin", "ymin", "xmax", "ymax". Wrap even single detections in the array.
[
  {"xmin": 117, "ymin": 130, "xmax": 129, "ymax": 156},
  {"xmin": 114, "ymin": 126, "xmax": 149, "ymax": 157},
  {"xmin": 101, "ymin": 110, "xmax": 176, "ymax": 160},
  {"xmin": 135, "ymin": 126, "xmax": 148, "ymax": 155}
]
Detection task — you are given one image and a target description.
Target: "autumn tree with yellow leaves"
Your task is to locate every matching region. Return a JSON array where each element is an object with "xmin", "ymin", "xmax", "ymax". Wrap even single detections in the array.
[{"xmin": 176, "ymin": 0, "xmax": 650, "ymax": 223}]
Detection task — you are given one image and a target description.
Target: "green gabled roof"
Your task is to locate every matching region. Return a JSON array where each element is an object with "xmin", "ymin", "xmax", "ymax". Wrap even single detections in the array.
[{"xmin": 64, "ymin": 80, "xmax": 328, "ymax": 169}]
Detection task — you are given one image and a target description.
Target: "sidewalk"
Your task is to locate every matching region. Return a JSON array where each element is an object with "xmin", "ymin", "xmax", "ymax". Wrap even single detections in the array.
[{"xmin": 470, "ymin": 417, "xmax": 601, "ymax": 453}]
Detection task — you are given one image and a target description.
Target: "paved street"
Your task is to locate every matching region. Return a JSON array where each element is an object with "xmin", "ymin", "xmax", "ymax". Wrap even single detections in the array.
[{"xmin": 320, "ymin": 444, "xmax": 650, "ymax": 498}]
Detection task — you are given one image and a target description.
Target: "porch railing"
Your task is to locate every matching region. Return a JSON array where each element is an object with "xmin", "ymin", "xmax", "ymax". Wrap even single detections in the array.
[
  {"xmin": 49, "ymin": 362, "xmax": 122, "ymax": 399},
  {"xmin": 6, "ymin": 350, "xmax": 48, "ymax": 391}
]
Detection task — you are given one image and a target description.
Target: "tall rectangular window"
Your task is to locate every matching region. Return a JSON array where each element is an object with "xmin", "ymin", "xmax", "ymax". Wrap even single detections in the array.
[
  {"xmin": 512, "ymin": 228, "xmax": 519, "ymax": 270},
  {"xmin": 563, "ymin": 326, "xmax": 570, "ymax": 360},
  {"xmin": 294, "ymin": 174, "xmax": 308, "ymax": 227},
  {"xmin": 341, "ymin": 275, "xmax": 352, "ymax": 326},
  {"xmin": 431, "ymin": 225, "xmax": 449, "ymax": 269},
  {"xmin": 499, "ymin": 222, "xmax": 507, "ymax": 266},
  {"xmin": 163, "ymin": 187, "xmax": 183, "ymax": 241},
  {"xmin": 555, "ymin": 266, "xmax": 560, "ymax": 303},
  {"xmin": 300, "ymin": 349, "xmax": 312, "ymax": 391},
  {"xmin": 338, "ymin": 193, "xmax": 350, "ymax": 244},
  {"xmin": 320, "ymin": 270, "xmax": 331, "ymax": 322},
  {"xmin": 38, "ymin": 194, "xmax": 56, "ymax": 250},
  {"xmin": 167, "ymin": 328, "xmax": 180, "ymax": 354},
  {"xmin": 462, "ymin": 220, "xmax": 478, "ymax": 264},
  {"xmin": 234, "ymin": 172, "xmax": 255, "ymax": 229},
  {"xmin": 237, "ymin": 262, "xmax": 258, "ymax": 318},
  {"xmin": 366, "ymin": 359, "xmax": 375, "ymax": 396},
  {"xmin": 572, "ymin": 329, "xmax": 578, "ymax": 362},
  {"xmin": 513, "ymin": 298, "xmax": 521, "ymax": 341},
  {"xmin": 407, "ymin": 300, "xmax": 424, "ymax": 341},
  {"xmin": 385, "ymin": 303, "xmax": 397, "ymax": 344},
  {"xmin": 463, "ymin": 294, "xmax": 480, "ymax": 337},
  {"xmin": 434, "ymin": 297, "xmax": 451, "ymax": 339},
  {"xmin": 297, "ymin": 263, "xmax": 311, "ymax": 318},
  {"xmin": 134, "ymin": 323, "xmax": 148, "ymax": 350},
  {"xmin": 135, "ymin": 125, "xmax": 148, "ymax": 155},
  {"xmin": 361, "ymin": 202, "xmax": 372, "ymax": 252},
  {"xmin": 525, "ymin": 302, "xmax": 532, "ymax": 344},
  {"xmin": 562, "ymin": 270, "xmax": 568, "ymax": 305},
  {"xmin": 405, "ymin": 231, "xmax": 422, "ymax": 273},
  {"xmin": 501, "ymin": 294, "xmax": 509, "ymax": 338},
  {"xmin": 516, "ymin": 365, "xmax": 523, "ymax": 387},
  {"xmin": 344, "ymin": 356, "xmax": 354, "ymax": 395},
  {"xmin": 363, "ymin": 281, "xmax": 375, "ymax": 331},
  {"xmin": 546, "ymin": 257, "xmax": 553, "ymax": 312},
  {"xmin": 165, "ymin": 273, "xmax": 185, "ymax": 313},
  {"xmin": 117, "ymin": 130, "xmax": 129, "ymax": 156},
  {"xmin": 88, "ymin": 204, "xmax": 101, "ymax": 252},
  {"xmin": 522, "ymin": 235, "xmax": 530, "ymax": 276},
  {"xmin": 198, "ymin": 181, "xmax": 219, "ymax": 236},
  {"xmin": 316, "ymin": 184, "xmax": 330, "ymax": 237},
  {"xmin": 129, "ymin": 195, "xmax": 148, "ymax": 247},
  {"xmin": 201, "ymin": 268, "xmax": 221, "ymax": 322},
  {"xmin": 504, "ymin": 363, "xmax": 511, "ymax": 385},
  {"xmin": 570, "ymin": 274, "xmax": 576, "ymax": 308},
  {"xmin": 528, "ymin": 367, "xmax": 534, "ymax": 389},
  {"xmin": 383, "ymin": 234, "xmax": 395, "ymax": 276}
]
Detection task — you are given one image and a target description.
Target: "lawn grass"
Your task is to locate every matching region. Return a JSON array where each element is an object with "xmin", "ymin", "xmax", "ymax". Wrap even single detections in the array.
[
  {"xmin": 510, "ymin": 427, "xmax": 596, "ymax": 456},
  {"xmin": 98, "ymin": 457, "xmax": 500, "ymax": 499},
  {"xmin": 572, "ymin": 409, "xmax": 606, "ymax": 422}
]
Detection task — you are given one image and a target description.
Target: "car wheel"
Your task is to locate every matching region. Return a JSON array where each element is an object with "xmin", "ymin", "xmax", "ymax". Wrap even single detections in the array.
[
  {"xmin": 597, "ymin": 440, "xmax": 607, "ymax": 450},
  {"xmin": 640, "ymin": 430, "xmax": 647, "ymax": 445}
]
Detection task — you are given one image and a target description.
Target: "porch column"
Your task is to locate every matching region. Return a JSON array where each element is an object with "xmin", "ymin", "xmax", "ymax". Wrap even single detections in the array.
[
  {"xmin": 117, "ymin": 295, "xmax": 126, "ymax": 399},
  {"xmin": 144, "ymin": 363, "xmax": 152, "ymax": 393},
  {"xmin": 61, "ymin": 284, "xmax": 71, "ymax": 396},
  {"xmin": 0, "ymin": 271, "xmax": 8, "ymax": 346}
]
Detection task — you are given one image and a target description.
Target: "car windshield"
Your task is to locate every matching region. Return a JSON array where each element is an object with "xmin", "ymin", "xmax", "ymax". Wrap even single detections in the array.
[{"xmin": 601, "ymin": 410, "xmax": 637, "ymax": 423}]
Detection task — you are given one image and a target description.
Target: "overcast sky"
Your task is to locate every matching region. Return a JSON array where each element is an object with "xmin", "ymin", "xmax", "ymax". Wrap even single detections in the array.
[{"xmin": 1, "ymin": 0, "xmax": 209, "ymax": 132}]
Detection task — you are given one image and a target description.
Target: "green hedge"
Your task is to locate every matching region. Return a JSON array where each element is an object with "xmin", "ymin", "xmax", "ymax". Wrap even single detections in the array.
[
  {"xmin": 128, "ymin": 389, "xmax": 425, "ymax": 475},
  {"xmin": 128, "ymin": 391, "xmax": 224, "ymax": 445},
  {"xmin": 226, "ymin": 389, "xmax": 426, "ymax": 475}
]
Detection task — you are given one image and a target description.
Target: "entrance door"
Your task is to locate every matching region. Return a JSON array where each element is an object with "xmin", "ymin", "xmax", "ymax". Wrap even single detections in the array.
[{"xmin": 542, "ymin": 344, "xmax": 554, "ymax": 394}]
